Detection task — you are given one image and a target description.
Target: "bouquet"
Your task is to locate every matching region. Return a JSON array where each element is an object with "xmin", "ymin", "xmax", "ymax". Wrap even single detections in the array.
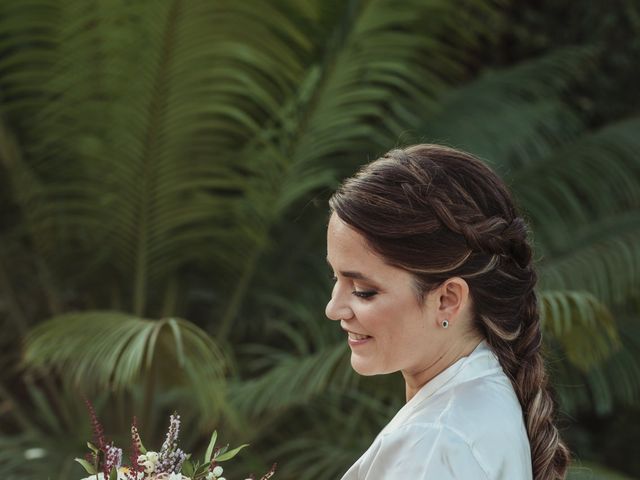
[{"xmin": 76, "ymin": 401, "xmax": 276, "ymax": 480}]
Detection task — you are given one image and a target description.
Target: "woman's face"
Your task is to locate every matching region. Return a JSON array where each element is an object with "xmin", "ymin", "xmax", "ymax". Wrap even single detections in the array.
[{"xmin": 325, "ymin": 212, "xmax": 446, "ymax": 377}]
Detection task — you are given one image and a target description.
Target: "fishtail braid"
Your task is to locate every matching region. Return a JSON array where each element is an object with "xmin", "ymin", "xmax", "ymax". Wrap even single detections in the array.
[{"xmin": 465, "ymin": 221, "xmax": 571, "ymax": 480}]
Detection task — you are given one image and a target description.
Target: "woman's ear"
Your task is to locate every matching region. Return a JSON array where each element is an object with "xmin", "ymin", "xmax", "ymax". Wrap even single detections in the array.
[{"xmin": 437, "ymin": 277, "xmax": 470, "ymax": 323}]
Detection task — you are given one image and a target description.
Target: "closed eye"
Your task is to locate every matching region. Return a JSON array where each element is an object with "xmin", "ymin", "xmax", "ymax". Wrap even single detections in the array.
[
  {"xmin": 330, "ymin": 273, "xmax": 377, "ymax": 299},
  {"xmin": 353, "ymin": 290, "xmax": 377, "ymax": 299}
]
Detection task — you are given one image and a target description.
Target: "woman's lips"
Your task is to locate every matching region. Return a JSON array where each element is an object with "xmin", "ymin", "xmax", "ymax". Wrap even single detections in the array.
[{"xmin": 347, "ymin": 331, "xmax": 372, "ymax": 346}]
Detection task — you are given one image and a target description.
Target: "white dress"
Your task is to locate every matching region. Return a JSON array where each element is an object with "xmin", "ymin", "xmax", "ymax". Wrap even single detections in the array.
[{"xmin": 339, "ymin": 339, "xmax": 533, "ymax": 480}]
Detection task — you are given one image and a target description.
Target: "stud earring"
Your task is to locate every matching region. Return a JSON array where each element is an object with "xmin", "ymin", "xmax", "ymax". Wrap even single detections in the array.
[{"xmin": 441, "ymin": 319, "xmax": 449, "ymax": 329}]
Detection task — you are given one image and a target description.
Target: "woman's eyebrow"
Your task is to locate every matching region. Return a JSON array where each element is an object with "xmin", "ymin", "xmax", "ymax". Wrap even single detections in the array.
[{"xmin": 325, "ymin": 256, "xmax": 373, "ymax": 281}]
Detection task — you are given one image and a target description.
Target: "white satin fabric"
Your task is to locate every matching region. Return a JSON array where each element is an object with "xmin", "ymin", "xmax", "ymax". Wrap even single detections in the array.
[{"xmin": 340, "ymin": 339, "xmax": 533, "ymax": 480}]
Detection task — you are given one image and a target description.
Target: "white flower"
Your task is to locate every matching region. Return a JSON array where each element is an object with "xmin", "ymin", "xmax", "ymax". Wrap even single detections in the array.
[
  {"xmin": 150, "ymin": 473, "xmax": 188, "ymax": 480},
  {"xmin": 212, "ymin": 465, "xmax": 224, "ymax": 476},
  {"xmin": 146, "ymin": 451, "xmax": 159, "ymax": 463},
  {"xmin": 143, "ymin": 460, "xmax": 156, "ymax": 474},
  {"xmin": 80, "ymin": 468, "xmax": 137, "ymax": 480},
  {"xmin": 136, "ymin": 451, "xmax": 160, "ymax": 474}
]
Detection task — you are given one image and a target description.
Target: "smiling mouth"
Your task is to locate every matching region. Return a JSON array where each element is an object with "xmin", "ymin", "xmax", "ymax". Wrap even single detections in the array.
[{"xmin": 347, "ymin": 332, "xmax": 372, "ymax": 341}]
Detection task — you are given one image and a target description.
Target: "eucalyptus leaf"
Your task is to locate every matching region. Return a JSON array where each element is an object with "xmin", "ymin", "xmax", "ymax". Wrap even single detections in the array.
[
  {"xmin": 86, "ymin": 442, "xmax": 98, "ymax": 454},
  {"xmin": 204, "ymin": 430, "xmax": 218, "ymax": 464},
  {"xmin": 215, "ymin": 445, "xmax": 228, "ymax": 457},
  {"xmin": 181, "ymin": 459, "xmax": 194, "ymax": 477},
  {"xmin": 194, "ymin": 463, "xmax": 210, "ymax": 476},
  {"xmin": 74, "ymin": 458, "xmax": 97, "ymax": 475},
  {"xmin": 215, "ymin": 444, "xmax": 250, "ymax": 462}
]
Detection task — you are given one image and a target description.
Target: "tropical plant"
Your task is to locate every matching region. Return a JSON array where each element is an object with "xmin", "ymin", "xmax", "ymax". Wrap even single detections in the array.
[{"xmin": 0, "ymin": 0, "xmax": 639, "ymax": 479}]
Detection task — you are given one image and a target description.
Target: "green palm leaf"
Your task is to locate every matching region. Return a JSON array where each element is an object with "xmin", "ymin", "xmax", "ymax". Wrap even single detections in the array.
[
  {"xmin": 540, "ymin": 290, "xmax": 621, "ymax": 371},
  {"xmin": 229, "ymin": 293, "xmax": 356, "ymax": 420},
  {"xmin": 538, "ymin": 213, "xmax": 640, "ymax": 307},
  {"xmin": 0, "ymin": 0, "xmax": 314, "ymax": 317},
  {"xmin": 416, "ymin": 47, "xmax": 592, "ymax": 173},
  {"xmin": 231, "ymin": 341, "xmax": 353, "ymax": 419},
  {"xmin": 552, "ymin": 309, "xmax": 640, "ymax": 415},
  {"xmin": 23, "ymin": 312, "xmax": 228, "ymax": 423},
  {"xmin": 514, "ymin": 117, "xmax": 640, "ymax": 243}
]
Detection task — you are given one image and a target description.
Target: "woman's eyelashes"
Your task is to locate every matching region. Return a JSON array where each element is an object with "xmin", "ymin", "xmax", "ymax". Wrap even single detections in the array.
[
  {"xmin": 329, "ymin": 273, "xmax": 377, "ymax": 299},
  {"xmin": 353, "ymin": 289, "xmax": 377, "ymax": 299}
]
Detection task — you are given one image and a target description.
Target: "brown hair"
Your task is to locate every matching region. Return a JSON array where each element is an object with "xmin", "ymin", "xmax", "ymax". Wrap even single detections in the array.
[{"xmin": 328, "ymin": 144, "xmax": 570, "ymax": 480}]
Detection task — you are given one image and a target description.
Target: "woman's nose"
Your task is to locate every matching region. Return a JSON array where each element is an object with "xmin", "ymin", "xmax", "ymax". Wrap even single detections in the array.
[{"xmin": 325, "ymin": 288, "xmax": 352, "ymax": 321}]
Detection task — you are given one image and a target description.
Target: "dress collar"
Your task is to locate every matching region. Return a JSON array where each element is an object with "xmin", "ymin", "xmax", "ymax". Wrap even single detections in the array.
[{"xmin": 381, "ymin": 338, "xmax": 503, "ymax": 435}]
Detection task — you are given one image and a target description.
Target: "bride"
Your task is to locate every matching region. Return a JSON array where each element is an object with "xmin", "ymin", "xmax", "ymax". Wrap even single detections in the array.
[{"xmin": 325, "ymin": 144, "xmax": 570, "ymax": 480}]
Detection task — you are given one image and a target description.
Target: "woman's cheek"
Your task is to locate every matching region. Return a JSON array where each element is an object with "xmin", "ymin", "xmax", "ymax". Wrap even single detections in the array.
[{"xmin": 360, "ymin": 304, "xmax": 390, "ymax": 331}]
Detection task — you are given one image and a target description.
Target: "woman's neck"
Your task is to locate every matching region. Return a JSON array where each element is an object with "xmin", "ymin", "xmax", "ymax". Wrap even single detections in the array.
[{"xmin": 403, "ymin": 336, "xmax": 484, "ymax": 402}]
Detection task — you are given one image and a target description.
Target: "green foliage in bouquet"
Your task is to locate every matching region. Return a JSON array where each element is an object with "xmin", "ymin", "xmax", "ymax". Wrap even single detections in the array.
[{"xmin": 75, "ymin": 401, "xmax": 275, "ymax": 480}]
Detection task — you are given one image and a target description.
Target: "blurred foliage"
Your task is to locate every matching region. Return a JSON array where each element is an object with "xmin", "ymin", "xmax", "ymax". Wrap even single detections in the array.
[{"xmin": 0, "ymin": 0, "xmax": 638, "ymax": 479}]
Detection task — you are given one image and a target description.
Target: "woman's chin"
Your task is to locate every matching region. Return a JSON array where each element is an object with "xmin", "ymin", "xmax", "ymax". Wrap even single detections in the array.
[{"xmin": 350, "ymin": 357, "xmax": 381, "ymax": 376}]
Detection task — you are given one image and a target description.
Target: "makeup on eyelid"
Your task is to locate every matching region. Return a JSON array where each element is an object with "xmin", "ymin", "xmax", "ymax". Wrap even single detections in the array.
[{"xmin": 329, "ymin": 273, "xmax": 378, "ymax": 299}]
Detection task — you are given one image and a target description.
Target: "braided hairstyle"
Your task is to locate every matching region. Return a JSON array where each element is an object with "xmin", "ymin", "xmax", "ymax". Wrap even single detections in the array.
[{"xmin": 328, "ymin": 144, "xmax": 570, "ymax": 480}]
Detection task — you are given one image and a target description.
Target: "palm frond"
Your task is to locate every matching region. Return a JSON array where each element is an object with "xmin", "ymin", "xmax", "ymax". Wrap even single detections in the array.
[
  {"xmin": 415, "ymin": 47, "xmax": 592, "ymax": 174},
  {"xmin": 540, "ymin": 290, "xmax": 621, "ymax": 372},
  {"xmin": 514, "ymin": 117, "xmax": 640, "ymax": 241},
  {"xmin": 230, "ymin": 292, "xmax": 356, "ymax": 419},
  {"xmin": 0, "ymin": 0, "xmax": 315, "ymax": 317},
  {"xmin": 282, "ymin": 0, "xmax": 502, "ymax": 179},
  {"xmin": 537, "ymin": 213, "xmax": 640, "ymax": 307},
  {"xmin": 552, "ymin": 309, "xmax": 640, "ymax": 415},
  {"xmin": 23, "ymin": 312, "xmax": 229, "ymax": 423},
  {"xmin": 231, "ymin": 341, "xmax": 353, "ymax": 419}
]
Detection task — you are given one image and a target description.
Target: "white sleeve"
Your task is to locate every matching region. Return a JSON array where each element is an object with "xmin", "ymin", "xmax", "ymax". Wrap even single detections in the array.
[{"xmin": 359, "ymin": 424, "xmax": 490, "ymax": 480}]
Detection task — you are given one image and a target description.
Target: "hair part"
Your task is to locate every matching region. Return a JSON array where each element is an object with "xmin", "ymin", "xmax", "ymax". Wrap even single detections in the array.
[{"xmin": 328, "ymin": 144, "xmax": 570, "ymax": 480}]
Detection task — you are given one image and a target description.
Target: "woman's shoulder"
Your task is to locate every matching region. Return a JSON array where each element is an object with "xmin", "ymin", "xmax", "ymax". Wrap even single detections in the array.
[
  {"xmin": 386, "ymin": 376, "xmax": 526, "ymax": 446},
  {"xmin": 418, "ymin": 377, "xmax": 526, "ymax": 440},
  {"xmin": 382, "ymin": 375, "xmax": 532, "ymax": 479},
  {"xmin": 451, "ymin": 373, "xmax": 526, "ymax": 429},
  {"xmin": 370, "ymin": 391, "xmax": 531, "ymax": 479}
]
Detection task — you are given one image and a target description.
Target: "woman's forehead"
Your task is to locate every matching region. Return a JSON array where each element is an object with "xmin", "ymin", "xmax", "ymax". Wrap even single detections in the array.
[
  {"xmin": 327, "ymin": 213, "xmax": 407, "ymax": 283},
  {"xmin": 327, "ymin": 214, "xmax": 375, "ymax": 261}
]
